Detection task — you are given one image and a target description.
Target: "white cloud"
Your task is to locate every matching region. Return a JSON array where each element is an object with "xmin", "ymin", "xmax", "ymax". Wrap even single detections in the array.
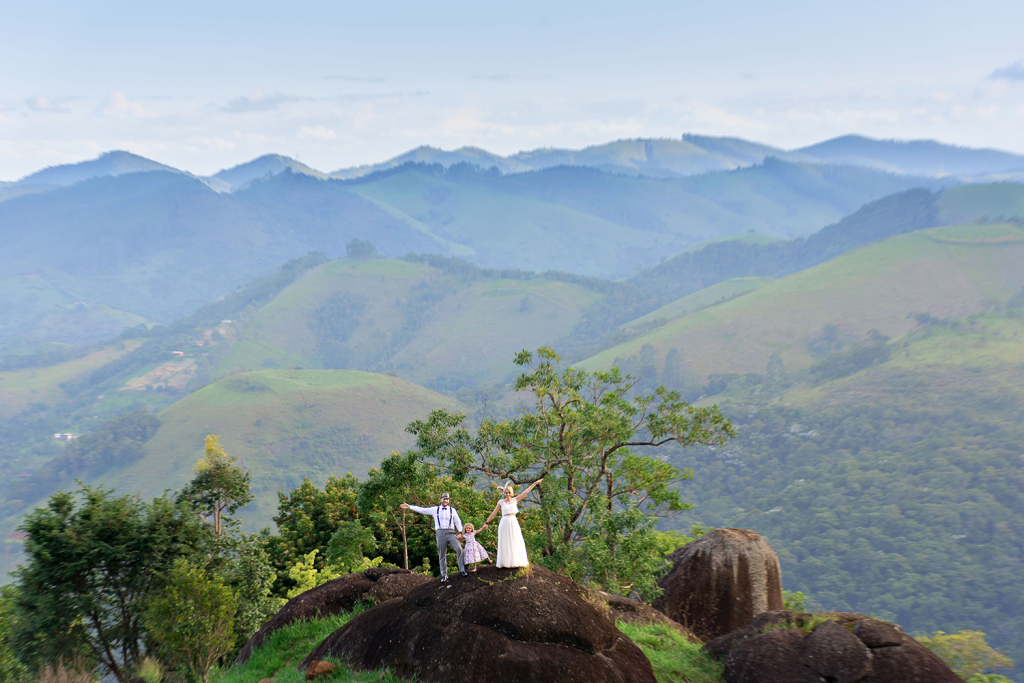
[
  {"xmin": 101, "ymin": 91, "xmax": 154, "ymax": 117},
  {"xmin": 222, "ymin": 90, "xmax": 306, "ymax": 113},
  {"xmin": 299, "ymin": 125, "xmax": 337, "ymax": 140},
  {"xmin": 25, "ymin": 95, "xmax": 69, "ymax": 112},
  {"xmin": 990, "ymin": 61, "xmax": 1024, "ymax": 81}
]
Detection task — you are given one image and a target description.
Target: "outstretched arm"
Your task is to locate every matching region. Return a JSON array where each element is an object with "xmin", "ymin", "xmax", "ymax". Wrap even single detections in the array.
[
  {"xmin": 516, "ymin": 478, "xmax": 543, "ymax": 502},
  {"xmin": 482, "ymin": 501, "xmax": 501, "ymax": 529},
  {"xmin": 400, "ymin": 503, "xmax": 434, "ymax": 515}
]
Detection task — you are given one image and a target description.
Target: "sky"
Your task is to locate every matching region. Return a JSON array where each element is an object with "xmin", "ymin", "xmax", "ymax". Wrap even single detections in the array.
[{"xmin": 2, "ymin": 0, "xmax": 1024, "ymax": 180}]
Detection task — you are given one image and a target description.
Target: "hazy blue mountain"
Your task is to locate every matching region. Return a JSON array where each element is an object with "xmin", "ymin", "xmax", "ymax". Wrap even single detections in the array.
[
  {"xmin": 15, "ymin": 150, "xmax": 181, "ymax": 187},
  {"xmin": 211, "ymin": 154, "xmax": 327, "ymax": 191},
  {"xmin": 331, "ymin": 145, "xmax": 533, "ymax": 178},
  {"xmin": 0, "ymin": 170, "xmax": 453, "ymax": 340},
  {"xmin": 331, "ymin": 137, "xmax": 800, "ymax": 180},
  {"xmin": 797, "ymin": 134, "xmax": 1024, "ymax": 177}
]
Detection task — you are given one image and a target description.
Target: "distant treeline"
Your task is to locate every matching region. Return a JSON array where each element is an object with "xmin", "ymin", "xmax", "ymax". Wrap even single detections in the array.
[{"xmin": 630, "ymin": 188, "xmax": 940, "ymax": 299}]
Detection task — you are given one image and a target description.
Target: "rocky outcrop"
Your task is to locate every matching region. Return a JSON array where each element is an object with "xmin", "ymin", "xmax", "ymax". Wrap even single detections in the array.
[
  {"xmin": 652, "ymin": 528, "xmax": 783, "ymax": 641},
  {"xmin": 589, "ymin": 590, "xmax": 700, "ymax": 642},
  {"xmin": 301, "ymin": 565, "xmax": 656, "ymax": 683},
  {"xmin": 705, "ymin": 610, "xmax": 962, "ymax": 683},
  {"xmin": 234, "ymin": 567, "xmax": 433, "ymax": 665}
]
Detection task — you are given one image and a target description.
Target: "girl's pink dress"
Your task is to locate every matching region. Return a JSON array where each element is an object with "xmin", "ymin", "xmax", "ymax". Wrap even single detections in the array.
[{"xmin": 462, "ymin": 531, "xmax": 490, "ymax": 564}]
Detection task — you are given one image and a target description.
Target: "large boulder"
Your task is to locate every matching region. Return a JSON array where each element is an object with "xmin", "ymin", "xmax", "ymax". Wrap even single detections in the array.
[
  {"xmin": 653, "ymin": 528, "xmax": 783, "ymax": 641},
  {"xmin": 300, "ymin": 565, "xmax": 656, "ymax": 683},
  {"xmin": 235, "ymin": 567, "xmax": 432, "ymax": 665},
  {"xmin": 706, "ymin": 610, "xmax": 962, "ymax": 683}
]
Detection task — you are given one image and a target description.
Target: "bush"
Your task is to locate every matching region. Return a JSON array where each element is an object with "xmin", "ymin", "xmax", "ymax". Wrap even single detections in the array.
[
  {"xmin": 143, "ymin": 559, "xmax": 238, "ymax": 683},
  {"xmin": 918, "ymin": 630, "xmax": 1014, "ymax": 680}
]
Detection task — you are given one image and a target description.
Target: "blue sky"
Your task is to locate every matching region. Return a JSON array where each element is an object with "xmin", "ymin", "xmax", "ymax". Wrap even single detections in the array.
[{"xmin": 2, "ymin": 0, "xmax": 1023, "ymax": 179}]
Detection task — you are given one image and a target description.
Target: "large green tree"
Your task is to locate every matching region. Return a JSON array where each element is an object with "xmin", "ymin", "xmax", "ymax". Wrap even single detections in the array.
[
  {"xmin": 265, "ymin": 475, "xmax": 360, "ymax": 595},
  {"xmin": 177, "ymin": 434, "xmax": 253, "ymax": 536},
  {"xmin": 408, "ymin": 347, "xmax": 734, "ymax": 596},
  {"xmin": 12, "ymin": 486, "xmax": 209, "ymax": 682},
  {"xmin": 358, "ymin": 451, "xmax": 493, "ymax": 572}
]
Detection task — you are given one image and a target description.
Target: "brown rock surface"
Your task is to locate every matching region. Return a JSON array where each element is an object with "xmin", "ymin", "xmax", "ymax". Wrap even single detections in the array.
[
  {"xmin": 235, "ymin": 567, "xmax": 431, "ymax": 665},
  {"xmin": 304, "ymin": 660, "xmax": 337, "ymax": 680},
  {"xmin": 798, "ymin": 620, "xmax": 871, "ymax": 683},
  {"xmin": 723, "ymin": 629, "xmax": 822, "ymax": 683},
  {"xmin": 365, "ymin": 571, "xmax": 434, "ymax": 603},
  {"xmin": 653, "ymin": 528, "xmax": 783, "ymax": 641},
  {"xmin": 301, "ymin": 564, "xmax": 656, "ymax": 683},
  {"xmin": 707, "ymin": 610, "xmax": 962, "ymax": 683},
  {"xmin": 853, "ymin": 618, "xmax": 905, "ymax": 647}
]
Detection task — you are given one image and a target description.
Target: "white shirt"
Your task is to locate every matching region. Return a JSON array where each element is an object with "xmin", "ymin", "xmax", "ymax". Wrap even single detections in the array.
[{"xmin": 408, "ymin": 504, "xmax": 463, "ymax": 532}]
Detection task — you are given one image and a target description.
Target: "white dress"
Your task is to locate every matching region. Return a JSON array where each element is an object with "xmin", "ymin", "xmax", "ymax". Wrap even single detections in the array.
[{"xmin": 496, "ymin": 498, "xmax": 529, "ymax": 568}]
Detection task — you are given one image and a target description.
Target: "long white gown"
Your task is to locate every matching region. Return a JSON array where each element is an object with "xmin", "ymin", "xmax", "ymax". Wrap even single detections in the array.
[{"xmin": 496, "ymin": 498, "xmax": 530, "ymax": 568}]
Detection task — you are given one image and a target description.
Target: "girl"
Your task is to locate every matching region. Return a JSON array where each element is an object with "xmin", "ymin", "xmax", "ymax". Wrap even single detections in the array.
[{"xmin": 460, "ymin": 523, "xmax": 490, "ymax": 571}]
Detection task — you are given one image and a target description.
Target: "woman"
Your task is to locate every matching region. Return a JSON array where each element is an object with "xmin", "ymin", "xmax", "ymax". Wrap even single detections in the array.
[{"xmin": 482, "ymin": 478, "xmax": 542, "ymax": 568}]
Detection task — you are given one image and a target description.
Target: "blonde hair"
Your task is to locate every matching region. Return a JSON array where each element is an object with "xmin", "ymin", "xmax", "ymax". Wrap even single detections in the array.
[
  {"xmin": 464, "ymin": 523, "xmax": 475, "ymax": 532},
  {"xmin": 496, "ymin": 479, "xmax": 514, "ymax": 497}
]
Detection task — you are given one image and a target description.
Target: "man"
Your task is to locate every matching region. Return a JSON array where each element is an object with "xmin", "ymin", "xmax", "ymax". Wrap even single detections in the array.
[{"xmin": 400, "ymin": 493, "xmax": 467, "ymax": 581}]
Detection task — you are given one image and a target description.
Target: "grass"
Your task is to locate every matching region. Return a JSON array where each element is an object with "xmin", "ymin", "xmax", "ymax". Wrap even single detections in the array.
[
  {"xmin": 618, "ymin": 622, "xmax": 723, "ymax": 683},
  {"xmin": 209, "ymin": 610, "xmax": 411, "ymax": 683},
  {"xmin": 580, "ymin": 224, "xmax": 1024, "ymax": 384}
]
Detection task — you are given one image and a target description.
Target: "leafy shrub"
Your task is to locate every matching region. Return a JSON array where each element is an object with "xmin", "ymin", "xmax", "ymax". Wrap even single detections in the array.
[{"xmin": 918, "ymin": 630, "xmax": 1014, "ymax": 680}]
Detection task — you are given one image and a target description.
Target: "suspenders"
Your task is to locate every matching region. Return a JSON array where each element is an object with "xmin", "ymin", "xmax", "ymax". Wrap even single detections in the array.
[{"xmin": 436, "ymin": 505, "xmax": 454, "ymax": 530}]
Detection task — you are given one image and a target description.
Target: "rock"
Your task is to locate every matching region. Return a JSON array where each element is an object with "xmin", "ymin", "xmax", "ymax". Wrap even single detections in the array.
[
  {"xmin": 590, "ymin": 590, "xmax": 701, "ymax": 642},
  {"xmin": 365, "ymin": 571, "xmax": 434, "ymax": 603},
  {"xmin": 704, "ymin": 610, "xmax": 798, "ymax": 660},
  {"xmin": 723, "ymin": 629, "xmax": 821, "ymax": 683},
  {"xmin": 798, "ymin": 620, "xmax": 871, "ymax": 683},
  {"xmin": 305, "ymin": 660, "xmax": 337, "ymax": 680},
  {"xmin": 869, "ymin": 637, "xmax": 963, "ymax": 683},
  {"xmin": 301, "ymin": 564, "xmax": 656, "ymax": 683},
  {"xmin": 653, "ymin": 528, "xmax": 784, "ymax": 641},
  {"xmin": 235, "ymin": 567, "xmax": 432, "ymax": 665},
  {"xmin": 708, "ymin": 611, "xmax": 962, "ymax": 683},
  {"xmin": 854, "ymin": 618, "xmax": 905, "ymax": 647}
]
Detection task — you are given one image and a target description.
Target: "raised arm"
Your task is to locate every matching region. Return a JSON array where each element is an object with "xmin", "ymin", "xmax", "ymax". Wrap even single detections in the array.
[
  {"xmin": 516, "ymin": 478, "xmax": 543, "ymax": 502},
  {"xmin": 400, "ymin": 503, "xmax": 434, "ymax": 515},
  {"xmin": 482, "ymin": 501, "xmax": 501, "ymax": 529}
]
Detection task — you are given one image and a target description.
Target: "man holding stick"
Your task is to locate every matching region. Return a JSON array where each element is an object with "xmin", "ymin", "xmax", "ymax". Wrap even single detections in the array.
[{"xmin": 400, "ymin": 493, "xmax": 466, "ymax": 582}]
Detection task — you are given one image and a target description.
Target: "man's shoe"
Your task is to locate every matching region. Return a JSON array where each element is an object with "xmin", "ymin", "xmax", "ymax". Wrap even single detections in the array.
[
  {"xmin": 459, "ymin": 571, "xmax": 469, "ymax": 577},
  {"xmin": 440, "ymin": 575, "xmax": 448, "ymax": 583}
]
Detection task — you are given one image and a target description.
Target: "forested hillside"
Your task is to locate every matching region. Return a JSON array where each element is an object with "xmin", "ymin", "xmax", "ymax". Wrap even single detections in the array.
[{"xmin": 658, "ymin": 310, "xmax": 1024, "ymax": 675}]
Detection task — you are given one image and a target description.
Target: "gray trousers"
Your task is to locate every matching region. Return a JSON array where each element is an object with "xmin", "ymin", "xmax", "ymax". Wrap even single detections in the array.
[{"xmin": 436, "ymin": 529, "xmax": 465, "ymax": 578}]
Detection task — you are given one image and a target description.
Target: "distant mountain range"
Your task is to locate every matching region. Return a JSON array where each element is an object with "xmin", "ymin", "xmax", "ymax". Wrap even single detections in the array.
[{"xmin": 7, "ymin": 134, "xmax": 1024, "ymax": 194}]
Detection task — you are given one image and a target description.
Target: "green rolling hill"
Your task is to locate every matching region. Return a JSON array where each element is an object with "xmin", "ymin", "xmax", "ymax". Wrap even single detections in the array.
[
  {"xmin": 216, "ymin": 257, "xmax": 604, "ymax": 388},
  {"xmin": 0, "ymin": 368, "xmax": 462, "ymax": 579},
  {"xmin": 583, "ymin": 221, "xmax": 1024, "ymax": 386}
]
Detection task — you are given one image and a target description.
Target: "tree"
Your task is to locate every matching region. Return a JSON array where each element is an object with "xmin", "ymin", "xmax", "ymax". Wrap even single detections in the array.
[
  {"xmin": 345, "ymin": 238, "xmax": 379, "ymax": 259},
  {"xmin": 358, "ymin": 451, "xmax": 492, "ymax": 573},
  {"xmin": 407, "ymin": 347, "xmax": 734, "ymax": 597},
  {"xmin": 143, "ymin": 558, "xmax": 237, "ymax": 683},
  {"xmin": 13, "ymin": 486, "xmax": 209, "ymax": 682},
  {"xmin": 218, "ymin": 531, "xmax": 279, "ymax": 656},
  {"xmin": 177, "ymin": 435, "xmax": 253, "ymax": 536},
  {"xmin": 266, "ymin": 475, "xmax": 360, "ymax": 595},
  {"xmin": 918, "ymin": 631, "xmax": 1015, "ymax": 680},
  {"xmin": 0, "ymin": 586, "xmax": 28, "ymax": 683}
]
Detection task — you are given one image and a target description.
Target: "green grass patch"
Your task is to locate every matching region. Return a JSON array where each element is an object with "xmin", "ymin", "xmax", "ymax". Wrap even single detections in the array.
[
  {"xmin": 211, "ymin": 611, "xmax": 412, "ymax": 683},
  {"xmin": 618, "ymin": 622, "xmax": 723, "ymax": 683}
]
